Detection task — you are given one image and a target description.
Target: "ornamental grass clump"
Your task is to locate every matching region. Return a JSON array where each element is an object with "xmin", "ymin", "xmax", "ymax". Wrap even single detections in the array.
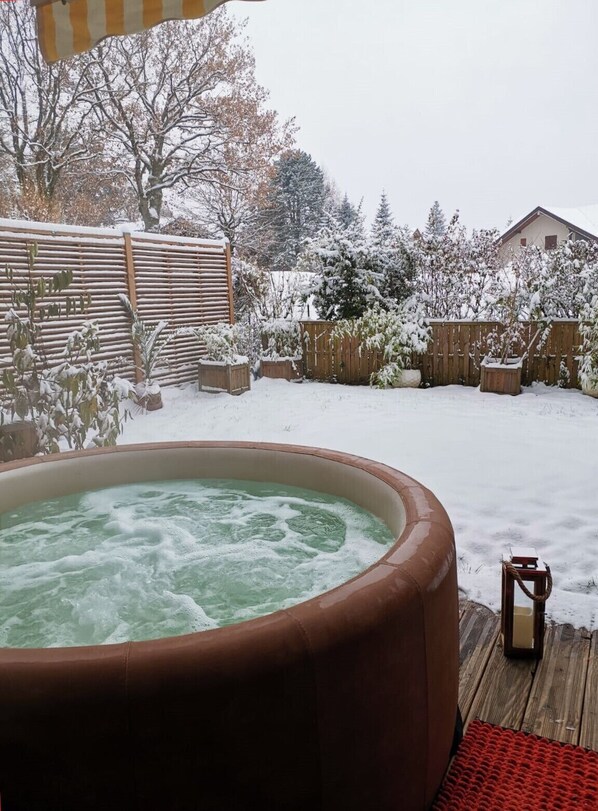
[{"xmin": 334, "ymin": 299, "xmax": 430, "ymax": 388}]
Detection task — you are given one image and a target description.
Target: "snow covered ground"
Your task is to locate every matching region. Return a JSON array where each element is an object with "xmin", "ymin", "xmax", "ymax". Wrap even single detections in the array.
[{"xmin": 120, "ymin": 379, "xmax": 598, "ymax": 630}]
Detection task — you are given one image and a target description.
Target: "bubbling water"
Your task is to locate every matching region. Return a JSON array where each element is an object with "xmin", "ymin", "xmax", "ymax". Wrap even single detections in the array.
[{"xmin": 0, "ymin": 479, "xmax": 394, "ymax": 648}]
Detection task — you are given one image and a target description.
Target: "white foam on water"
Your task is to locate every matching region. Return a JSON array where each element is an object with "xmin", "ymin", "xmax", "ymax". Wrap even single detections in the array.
[{"xmin": 0, "ymin": 479, "xmax": 394, "ymax": 648}]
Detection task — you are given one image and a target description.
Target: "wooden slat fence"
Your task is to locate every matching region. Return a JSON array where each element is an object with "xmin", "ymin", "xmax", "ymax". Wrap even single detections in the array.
[
  {"xmin": 0, "ymin": 219, "xmax": 232, "ymax": 388},
  {"xmin": 302, "ymin": 320, "xmax": 582, "ymax": 388}
]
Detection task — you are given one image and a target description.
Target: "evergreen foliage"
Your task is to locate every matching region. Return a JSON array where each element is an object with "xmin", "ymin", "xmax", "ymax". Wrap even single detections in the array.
[
  {"xmin": 118, "ymin": 294, "xmax": 173, "ymax": 388},
  {"xmin": 336, "ymin": 194, "xmax": 361, "ymax": 232},
  {"xmin": 425, "ymin": 201, "xmax": 447, "ymax": 239},
  {"xmin": 301, "ymin": 222, "xmax": 383, "ymax": 320},
  {"xmin": 260, "ymin": 150, "xmax": 330, "ymax": 271}
]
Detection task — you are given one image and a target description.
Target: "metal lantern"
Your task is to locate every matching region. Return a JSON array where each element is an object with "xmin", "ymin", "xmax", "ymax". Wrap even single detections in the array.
[{"xmin": 501, "ymin": 546, "xmax": 552, "ymax": 659}]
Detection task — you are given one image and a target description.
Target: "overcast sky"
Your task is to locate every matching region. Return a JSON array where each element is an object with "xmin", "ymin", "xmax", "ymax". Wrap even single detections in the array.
[{"xmin": 230, "ymin": 0, "xmax": 598, "ymax": 233}]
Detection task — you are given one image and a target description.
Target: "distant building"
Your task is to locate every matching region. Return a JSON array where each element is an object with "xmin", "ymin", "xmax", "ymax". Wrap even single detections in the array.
[{"xmin": 499, "ymin": 205, "xmax": 598, "ymax": 257}]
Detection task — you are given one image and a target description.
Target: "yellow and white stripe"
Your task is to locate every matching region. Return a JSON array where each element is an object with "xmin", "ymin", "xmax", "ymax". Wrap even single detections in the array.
[{"xmin": 34, "ymin": 0, "xmax": 262, "ymax": 63}]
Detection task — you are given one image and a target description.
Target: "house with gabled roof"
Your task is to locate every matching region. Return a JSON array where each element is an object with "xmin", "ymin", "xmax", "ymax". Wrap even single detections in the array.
[{"xmin": 499, "ymin": 204, "xmax": 598, "ymax": 256}]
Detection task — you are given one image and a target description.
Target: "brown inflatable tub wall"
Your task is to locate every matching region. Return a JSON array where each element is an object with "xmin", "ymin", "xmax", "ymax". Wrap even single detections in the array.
[{"xmin": 0, "ymin": 442, "xmax": 458, "ymax": 811}]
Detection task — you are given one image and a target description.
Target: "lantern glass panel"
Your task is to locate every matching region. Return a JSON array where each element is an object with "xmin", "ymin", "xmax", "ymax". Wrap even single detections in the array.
[{"xmin": 512, "ymin": 580, "xmax": 534, "ymax": 649}]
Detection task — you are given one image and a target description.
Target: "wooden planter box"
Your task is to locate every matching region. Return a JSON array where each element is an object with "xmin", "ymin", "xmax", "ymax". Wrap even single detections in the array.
[
  {"xmin": 260, "ymin": 357, "xmax": 304, "ymax": 382},
  {"xmin": 0, "ymin": 421, "xmax": 38, "ymax": 462},
  {"xmin": 198, "ymin": 360, "xmax": 251, "ymax": 396},
  {"xmin": 480, "ymin": 359, "xmax": 522, "ymax": 395}
]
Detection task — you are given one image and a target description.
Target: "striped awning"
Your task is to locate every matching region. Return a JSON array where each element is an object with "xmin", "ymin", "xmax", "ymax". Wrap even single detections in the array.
[{"xmin": 32, "ymin": 0, "xmax": 263, "ymax": 63}]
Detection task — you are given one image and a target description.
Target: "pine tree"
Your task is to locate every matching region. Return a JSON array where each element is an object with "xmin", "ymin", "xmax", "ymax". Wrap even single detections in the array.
[
  {"xmin": 336, "ymin": 194, "xmax": 360, "ymax": 231},
  {"xmin": 370, "ymin": 192, "xmax": 414, "ymax": 306},
  {"xmin": 425, "ymin": 201, "xmax": 447, "ymax": 239},
  {"xmin": 259, "ymin": 150, "xmax": 330, "ymax": 271},
  {"xmin": 300, "ymin": 217, "xmax": 382, "ymax": 320},
  {"xmin": 371, "ymin": 191, "xmax": 395, "ymax": 248}
]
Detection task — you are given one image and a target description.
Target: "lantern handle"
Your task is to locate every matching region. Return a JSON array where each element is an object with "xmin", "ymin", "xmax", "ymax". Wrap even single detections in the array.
[{"xmin": 504, "ymin": 562, "xmax": 552, "ymax": 603}]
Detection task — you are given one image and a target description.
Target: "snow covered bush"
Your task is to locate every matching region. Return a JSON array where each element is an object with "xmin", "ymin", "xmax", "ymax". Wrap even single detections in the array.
[
  {"xmin": 260, "ymin": 319, "xmax": 303, "ymax": 360},
  {"xmin": 578, "ymin": 269, "xmax": 598, "ymax": 390},
  {"xmin": 300, "ymin": 225, "xmax": 383, "ymax": 320},
  {"xmin": 483, "ymin": 254, "xmax": 555, "ymax": 365},
  {"xmin": 188, "ymin": 323, "xmax": 247, "ymax": 363},
  {"xmin": 1, "ymin": 255, "xmax": 131, "ymax": 453},
  {"xmin": 334, "ymin": 299, "xmax": 430, "ymax": 388},
  {"xmin": 411, "ymin": 207, "xmax": 501, "ymax": 320}
]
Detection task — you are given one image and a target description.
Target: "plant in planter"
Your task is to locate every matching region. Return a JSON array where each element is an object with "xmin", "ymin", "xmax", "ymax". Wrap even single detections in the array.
[
  {"xmin": 334, "ymin": 299, "xmax": 430, "ymax": 388},
  {"xmin": 1, "ymin": 250, "xmax": 131, "ymax": 460},
  {"xmin": 187, "ymin": 323, "xmax": 251, "ymax": 395},
  {"xmin": 260, "ymin": 319, "xmax": 304, "ymax": 381},
  {"xmin": 578, "ymin": 275, "xmax": 598, "ymax": 397},
  {"xmin": 119, "ymin": 294, "xmax": 172, "ymax": 410},
  {"xmin": 481, "ymin": 263, "xmax": 552, "ymax": 395}
]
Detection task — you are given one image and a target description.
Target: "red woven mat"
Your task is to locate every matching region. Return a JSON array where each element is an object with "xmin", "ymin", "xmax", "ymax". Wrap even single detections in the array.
[{"xmin": 432, "ymin": 719, "xmax": 598, "ymax": 811}]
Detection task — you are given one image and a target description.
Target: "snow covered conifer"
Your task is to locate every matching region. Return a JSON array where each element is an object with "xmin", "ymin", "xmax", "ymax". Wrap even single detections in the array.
[
  {"xmin": 336, "ymin": 194, "xmax": 361, "ymax": 232},
  {"xmin": 259, "ymin": 150, "xmax": 330, "ymax": 272},
  {"xmin": 425, "ymin": 201, "xmax": 447, "ymax": 239},
  {"xmin": 370, "ymin": 193, "xmax": 414, "ymax": 306},
  {"xmin": 301, "ymin": 219, "xmax": 382, "ymax": 320}
]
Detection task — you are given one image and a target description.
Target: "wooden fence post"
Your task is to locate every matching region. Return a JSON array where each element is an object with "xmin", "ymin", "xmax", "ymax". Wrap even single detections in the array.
[
  {"xmin": 225, "ymin": 240, "xmax": 235, "ymax": 325},
  {"xmin": 123, "ymin": 230, "xmax": 142, "ymax": 384}
]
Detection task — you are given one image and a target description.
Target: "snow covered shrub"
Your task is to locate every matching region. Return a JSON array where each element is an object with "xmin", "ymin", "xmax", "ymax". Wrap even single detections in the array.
[
  {"xmin": 334, "ymin": 299, "xmax": 430, "ymax": 388},
  {"xmin": 48, "ymin": 321, "xmax": 132, "ymax": 450},
  {"xmin": 260, "ymin": 319, "xmax": 303, "ymax": 360},
  {"xmin": 483, "ymin": 258, "xmax": 552, "ymax": 365},
  {"xmin": 1, "ymin": 253, "xmax": 131, "ymax": 453},
  {"xmin": 188, "ymin": 323, "xmax": 247, "ymax": 363},
  {"xmin": 411, "ymin": 208, "xmax": 501, "ymax": 319},
  {"xmin": 578, "ymin": 269, "xmax": 598, "ymax": 390},
  {"xmin": 300, "ymin": 226, "xmax": 383, "ymax": 320},
  {"xmin": 119, "ymin": 293, "xmax": 173, "ymax": 399}
]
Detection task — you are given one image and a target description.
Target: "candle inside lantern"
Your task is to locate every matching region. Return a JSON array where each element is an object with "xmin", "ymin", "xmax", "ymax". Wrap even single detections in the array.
[{"xmin": 512, "ymin": 605, "xmax": 534, "ymax": 649}]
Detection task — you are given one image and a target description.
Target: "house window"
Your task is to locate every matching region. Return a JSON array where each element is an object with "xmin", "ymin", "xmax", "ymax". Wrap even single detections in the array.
[
  {"xmin": 545, "ymin": 235, "xmax": 557, "ymax": 250},
  {"xmin": 520, "ymin": 238, "xmax": 527, "ymax": 247}
]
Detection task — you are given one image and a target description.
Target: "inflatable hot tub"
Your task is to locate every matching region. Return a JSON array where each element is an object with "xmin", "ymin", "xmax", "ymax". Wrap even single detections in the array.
[{"xmin": 0, "ymin": 442, "xmax": 458, "ymax": 811}]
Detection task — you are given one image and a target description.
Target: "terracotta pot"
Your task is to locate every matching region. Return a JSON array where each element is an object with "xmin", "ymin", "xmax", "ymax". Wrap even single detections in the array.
[{"xmin": 135, "ymin": 383, "xmax": 163, "ymax": 411}]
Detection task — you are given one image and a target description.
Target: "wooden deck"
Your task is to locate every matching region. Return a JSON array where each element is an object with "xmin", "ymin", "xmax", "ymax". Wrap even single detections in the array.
[{"xmin": 459, "ymin": 600, "xmax": 598, "ymax": 750}]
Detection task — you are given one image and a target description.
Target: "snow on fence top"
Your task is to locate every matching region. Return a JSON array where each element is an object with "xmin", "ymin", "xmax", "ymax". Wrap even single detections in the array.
[{"xmin": 0, "ymin": 218, "xmax": 233, "ymax": 387}]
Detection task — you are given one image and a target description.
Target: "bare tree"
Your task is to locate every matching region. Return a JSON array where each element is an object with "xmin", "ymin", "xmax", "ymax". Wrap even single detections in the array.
[
  {"xmin": 84, "ymin": 10, "xmax": 274, "ymax": 232},
  {"xmin": 183, "ymin": 83, "xmax": 296, "ymax": 252},
  {"xmin": 0, "ymin": 1, "xmax": 97, "ymax": 220}
]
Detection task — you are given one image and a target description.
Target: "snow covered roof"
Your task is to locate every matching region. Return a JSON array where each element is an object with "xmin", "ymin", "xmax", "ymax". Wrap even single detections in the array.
[
  {"xmin": 500, "ymin": 204, "xmax": 598, "ymax": 244},
  {"xmin": 541, "ymin": 204, "xmax": 598, "ymax": 239}
]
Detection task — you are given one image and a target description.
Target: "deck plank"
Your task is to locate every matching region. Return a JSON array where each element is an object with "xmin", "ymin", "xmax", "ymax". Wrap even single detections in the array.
[
  {"xmin": 458, "ymin": 602, "xmax": 499, "ymax": 721},
  {"xmin": 579, "ymin": 630, "xmax": 598, "ymax": 750},
  {"xmin": 458, "ymin": 601, "xmax": 598, "ymax": 750},
  {"xmin": 464, "ymin": 634, "xmax": 537, "ymax": 730},
  {"xmin": 522, "ymin": 623, "xmax": 590, "ymax": 744}
]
